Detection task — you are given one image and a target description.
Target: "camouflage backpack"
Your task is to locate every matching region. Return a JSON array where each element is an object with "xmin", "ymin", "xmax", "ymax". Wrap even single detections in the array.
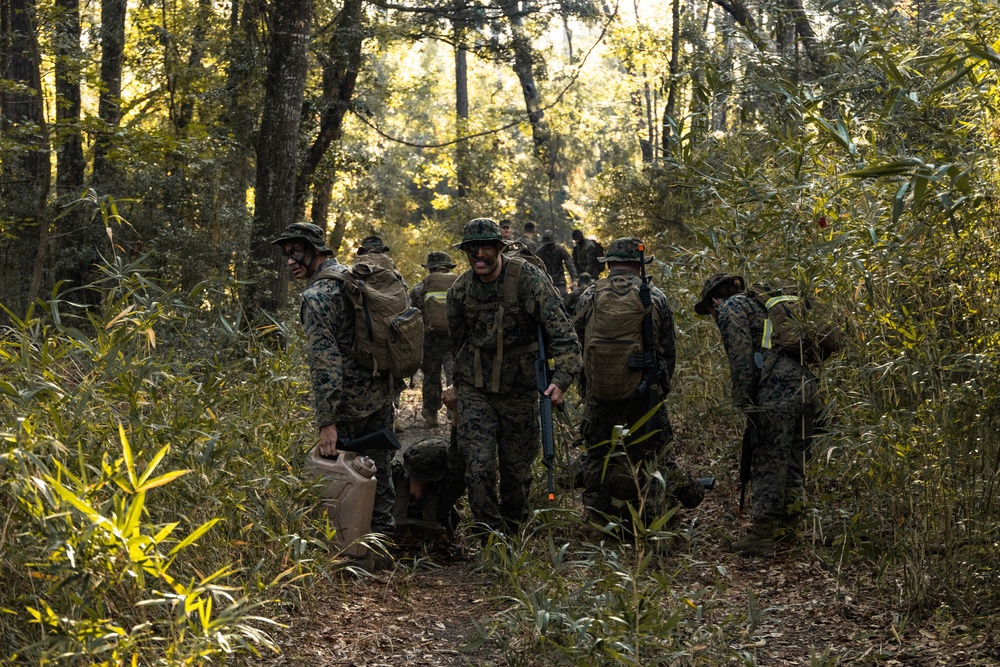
[
  {"xmin": 746, "ymin": 284, "xmax": 842, "ymax": 365},
  {"xmin": 309, "ymin": 255, "xmax": 424, "ymax": 379},
  {"xmin": 578, "ymin": 274, "xmax": 651, "ymax": 400},
  {"xmin": 502, "ymin": 240, "xmax": 548, "ymax": 275},
  {"xmin": 422, "ymin": 271, "xmax": 458, "ymax": 333}
]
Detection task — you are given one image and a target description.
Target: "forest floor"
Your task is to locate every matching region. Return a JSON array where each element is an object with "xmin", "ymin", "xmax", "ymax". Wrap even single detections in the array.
[{"xmin": 257, "ymin": 385, "xmax": 1000, "ymax": 666}]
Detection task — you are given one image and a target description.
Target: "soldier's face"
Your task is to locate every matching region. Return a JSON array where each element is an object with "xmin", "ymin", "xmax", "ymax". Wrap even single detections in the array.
[
  {"xmin": 281, "ymin": 240, "xmax": 316, "ymax": 279},
  {"xmin": 500, "ymin": 226, "xmax": 512, "ymax": 239},
  {"xmin": 464, "ymin": 242, "xmax": 502, "ymax": 281}
]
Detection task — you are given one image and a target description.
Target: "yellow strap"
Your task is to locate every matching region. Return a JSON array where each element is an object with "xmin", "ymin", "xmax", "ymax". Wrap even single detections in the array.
[
  {"xmin": 425, "ymin": 291, "xmax": 449, "ymax": 300},
  {"xmin": 760, "ymin": 295, "xmax": 799, "ymax": 350}
]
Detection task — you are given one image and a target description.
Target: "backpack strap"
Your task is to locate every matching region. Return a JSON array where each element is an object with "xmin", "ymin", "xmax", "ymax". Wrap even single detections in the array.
[{"xmin": 760, "ymin": 294, "xmax": 800, "ymax": 351}]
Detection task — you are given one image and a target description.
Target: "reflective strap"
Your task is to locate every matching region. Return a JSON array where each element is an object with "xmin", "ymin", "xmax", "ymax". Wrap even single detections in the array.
[
  {"xmin": 760, "ymin": 295, "xmax": 799, "ymax": 349},
  {"xmin": 425, "ymin": 291, "xmax": 449, "ymax": 300}
]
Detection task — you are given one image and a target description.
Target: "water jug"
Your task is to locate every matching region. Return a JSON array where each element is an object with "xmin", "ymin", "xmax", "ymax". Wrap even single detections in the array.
[{"xmin": 304, "ymin": 449, "xmax": 377, "ymax": 557}]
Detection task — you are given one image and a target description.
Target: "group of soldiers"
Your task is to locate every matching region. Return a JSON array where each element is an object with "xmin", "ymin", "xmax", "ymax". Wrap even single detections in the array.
[{"xmin": 273, "ymin": 217, "xmax": 819, "ymax": 559}]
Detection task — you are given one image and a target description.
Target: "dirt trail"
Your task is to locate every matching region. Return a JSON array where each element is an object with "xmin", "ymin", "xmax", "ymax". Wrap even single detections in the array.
[{"xmin": 259, "ymin": 388, "xmax": 997, "ymax": 666}]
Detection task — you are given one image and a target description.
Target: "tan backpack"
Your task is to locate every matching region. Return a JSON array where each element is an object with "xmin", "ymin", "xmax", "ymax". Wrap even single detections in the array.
[
  {"xmin": 746, "ymin": 284, "xmax": 842, "ymax": 365},
  {"xmin": 309, "ymin": 256, "xmax": 424, "ymax": 379},
  {"xmin": 422, "ymin": 271, "xmax": 458, "ymax": 333},
  {"xmin": 580, "ymin": 275, "xmax": 649, "ymax": 400}
]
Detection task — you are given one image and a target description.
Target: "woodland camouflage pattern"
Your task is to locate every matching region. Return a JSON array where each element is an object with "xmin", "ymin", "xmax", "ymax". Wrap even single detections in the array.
[
  {"xmin": 410, "ymin": 278, "xmax": 455, "ymax": 416},
  {"xmin": 447, "ymin": 256, "xmax": 581, "ymax": 531},
  {"xmin": 713, "ymin": 292, "xmax": 819, "ymax": 523},
  {"xmin": 572, "ymin": 239, "xmax": 603, "ymax": 278},
  {"xmin": 574, "ymin": 267, "xmax": 703, "ymax": 522},
  {"xmin": 535, "ymin": 240, "xmax": 578, "ymax": 291},
  {"xmin": 300, "ymin": 257, "xmax": 397, "ymax": 531}
]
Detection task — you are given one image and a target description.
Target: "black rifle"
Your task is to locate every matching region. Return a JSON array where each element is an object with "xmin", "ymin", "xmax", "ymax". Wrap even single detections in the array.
[
  {"xmin": 535, "ymin": 323, "xmax": 556, "ymax": 501},
  {"xmin": 336, "ymin": 428, "xmax": 402, "ymax": 453},
  {"xmin": 628, "ymin": 242, "xmax": 666, "ymax": 439},
  {"xmin": 739, "ymin": 351, "xmax": 765, "ymax": 514}
]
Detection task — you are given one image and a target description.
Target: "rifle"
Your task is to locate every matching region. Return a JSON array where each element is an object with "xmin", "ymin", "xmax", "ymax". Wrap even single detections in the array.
[
  {"xmin": 629, "ymin": 243, "xmax": 666, "ymax": 439},
  {"xmin": 535, "ymin": 323, "xmax": 556, "ymax": 502},
  {"xmin": 335, "ymin": 428, "xmax": 402, "ymax": 454}
]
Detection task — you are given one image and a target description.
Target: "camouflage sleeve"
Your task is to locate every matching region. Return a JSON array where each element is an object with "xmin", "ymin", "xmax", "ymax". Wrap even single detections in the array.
[
  {"xmin": 522, "ymin": 265, "xmax": 581, "ymax": 390},
  {"xmin": 653, "ymin": 289, "xmax": 676, "ymax": 385},
  {"xmin": 573, "ymin": 285, "xmax": 596, "ymax": 342},
  {"xmin": 409, "ymin": 281, "xmax": 424, "ymax": 312},
  {"xmin": 301, "ymin": 284, "xmax": 347, "ymax": 427},
  {"xmin": 561, "ymin": 247, "xmax": 578, "ymax": 280},
  {"xmin": 715, "ymin": 298, "xmax": 756, "ymax": 408},
  {"xmin": 446, "ymin": 273, "xmax": 468, "ymax": 347}
]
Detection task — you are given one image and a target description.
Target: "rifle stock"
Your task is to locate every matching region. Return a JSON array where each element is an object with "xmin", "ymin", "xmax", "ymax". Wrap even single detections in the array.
[{"xmin": 336, "ymin": 428, "xmax": 402, "ymax": 453}]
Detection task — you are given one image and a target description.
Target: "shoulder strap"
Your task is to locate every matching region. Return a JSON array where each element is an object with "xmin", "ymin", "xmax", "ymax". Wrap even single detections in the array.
[{"xmin": 307, "ymin": 265, "xmax": 351, "ymax": 288}]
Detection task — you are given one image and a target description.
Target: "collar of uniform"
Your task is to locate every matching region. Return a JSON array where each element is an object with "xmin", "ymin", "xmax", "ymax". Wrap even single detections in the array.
[{"xmin": 607, "ymin": 267, "xmax": 638, "ymax": 277}]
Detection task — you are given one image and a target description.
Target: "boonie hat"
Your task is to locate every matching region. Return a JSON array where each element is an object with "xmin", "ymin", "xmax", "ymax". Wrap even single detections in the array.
[
  {"xmin": 541, "ymin": 229, "xmax": 555, "ymax": 243},
  {"xmin": 357, "ymin": 235, "xmax": 390, "ymax": 255},
  {"xmin": 422, "ymin": 251, "xmax": 457, "ymax": 269},
  {"xmin": 453, "ymin": 218, "xmax": 503, "ymax": 249},
  {"xmin": 578, "ymin": 272, "xmax": 593, "ymax": 286},
  {"xmin": 694, "ymin": 273, "xmax": 744, "ymax": 315},
  {"xmin": 402, "ymin": 437, "xmax": 449, "ymax": 482},
  {"xmin": 598, "ymin": 237, "xmax": 653, "ymax": 264},
  {"xmin": 271, "ymin": 223, "xmax": 333, "ymax": 254}
]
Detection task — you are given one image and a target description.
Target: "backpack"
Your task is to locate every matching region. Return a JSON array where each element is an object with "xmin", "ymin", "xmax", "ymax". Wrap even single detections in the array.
[
  {"xmin": 422, "ymin": 271, "xmax": 458, "ymax": 333},
  {"xmin": 579, "ymin": 274, "xmax": 649, "ymax": 400},
  {"xmin": 309, "ymin": 256, "xmax": 424, "ymax": 379},
  {"xmin": 746, "ymin": 284, "xmax": 842, "ymax": 365},
  {"xmin": 503, "ymin": 241, "xmax": 548, "ymax": 276}
]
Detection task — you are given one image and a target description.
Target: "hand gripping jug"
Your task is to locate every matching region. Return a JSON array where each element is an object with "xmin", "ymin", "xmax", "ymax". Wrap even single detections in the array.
[{"xmin": 304, "ymin": 449, "xmax": 377, "ymax": 557}]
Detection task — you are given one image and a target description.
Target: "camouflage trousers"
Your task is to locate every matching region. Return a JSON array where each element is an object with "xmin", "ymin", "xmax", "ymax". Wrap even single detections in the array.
[
  {"xmin": 339, "ymin": 402, "xmax": 396, "ymax": 533},
  {"xmin": 421, "ymin": 332, "xmax": 454, "ymax": 415},
  {"xmin": 456, "ymin": 385, "xmax": 539, "ymax": 532},
  {"xmin": 751, "ymin": 374, "xmax": 819, "ymax": 523},
  {"xmin": 580, "ymin": 395, "xmax": 702, "ymax": 524}
]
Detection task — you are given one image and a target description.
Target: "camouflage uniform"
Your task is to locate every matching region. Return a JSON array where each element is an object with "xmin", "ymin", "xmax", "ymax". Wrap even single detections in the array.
[
  {"xmin": 272, "ymin": 223, "xmax": 397, "ymax": 534},
  {"xmin": 574, "ymin": 238, "xmax": 703, "ymax": 527},
  {"xmin": 410, "ymin": 252, "xmax": 458, "ymax": 421},
  {"xmin": 700, "ymin": 276, "xmax": 819, "ymax": 526},
  {"xmin": 535, "ymin": 231, "xmax": 578, "ymax": 294},
  {"xmin": 572, "ymin": 238, "xmax": 604, "ymax": 278},
  {"xmin": 391, "ymin": 435, "xmax": 466, "ymax": 537},
  {"xmin": 447, "ymin": 218, "xmax": 582, "ymax": 532},
  {"xmin": 563, "ymin": 273, "xmax": 593, "ymax": 314}
]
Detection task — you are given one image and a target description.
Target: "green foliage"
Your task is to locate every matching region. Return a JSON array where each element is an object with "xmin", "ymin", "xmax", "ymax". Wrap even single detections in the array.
[{"xmin": 0, "ymin": 258, "xmax": 343, "ymax": 663}]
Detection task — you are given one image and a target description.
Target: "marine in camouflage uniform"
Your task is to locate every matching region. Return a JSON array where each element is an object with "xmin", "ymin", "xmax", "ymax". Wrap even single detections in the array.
[
  {"xmin": 574, "ymin": 238, "xmax": 703, "ymax": 532},
  {"xmin": 410, "ymin": 251, "xmax": 458, "ymax": 426},
  {"xmin": 391, "ymin": 435, "xmax": 466, "ymax": 538},
  {"xmin": 272, "ymin": 223, "xmax": 397, "ymax": 534},
  {"xmin": 535, "ymin": 230, "xmax": 579, "ymax": 295},
  {"xmin": 447, "ymin": 218, "xmax": 582, "ymax": 533},
  {"xmin": 695, "ymin": 273, "xmax": 819, "ymax": 555},
  {"xmin": 517, "ymin": 221, "xmax": 539, "ymax": 251},
  {"xmin": 562, "ymin": 272, "xmax": 593, "ymax": 314},
  {"xmin": 571, "ymin": 229, "xmax": 604, "ymax": 278}
]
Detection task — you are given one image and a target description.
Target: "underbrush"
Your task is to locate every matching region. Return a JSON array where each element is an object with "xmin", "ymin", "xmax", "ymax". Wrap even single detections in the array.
[{"xmin": 0, "ymin": 258, "xmax": 337, "ymax": 664}]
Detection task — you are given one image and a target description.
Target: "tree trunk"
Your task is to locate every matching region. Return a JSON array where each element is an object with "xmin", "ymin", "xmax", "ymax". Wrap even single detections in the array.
[
  {"xmin": 248, "ymin": 0, "xmax": 312, "ymax": 313},
  {"xmin": 293, "ymin": 0, "xmax": 362, "ymax": 220},
  {"xmin": 0, "ymin": 0, "xmax": 51, "ymax": 318},
  {"xmin": 54, "ymin": 0, "xmax": 84, "ymax": 195},
  {"xmin": 454, "ymin": 23, "xmax": 469, "ymax": 197},
  {"xmin": 93, "ymin": 0, "xmax": 126, "ymax": 187},
  {"xmin": 711, "ymin": 0, "xmax": 765, "ymax": 52},
  {"xmin": 311, "ymin": 175, "xmax": 333, "ymax": 232},
  {"xmin": 663, "ymin": 0, "xmax": 680, "ymax": 157}
]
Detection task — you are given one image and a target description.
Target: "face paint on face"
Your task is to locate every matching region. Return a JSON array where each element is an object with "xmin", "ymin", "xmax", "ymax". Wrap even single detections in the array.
[
  {"xmin": 464, "ymin": 242, "xmax": 502, "ymax": 282},
  {"xmin": 282, "ymin": 241, "xmax": 315, "ymax": 280}
]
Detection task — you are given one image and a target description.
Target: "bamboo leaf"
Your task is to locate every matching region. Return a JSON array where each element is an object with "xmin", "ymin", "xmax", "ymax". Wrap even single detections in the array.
[
  {"xmin": 137, "ymin": 444, "xmax": 171, "ymax": 487},
  {"xmin": 119, "ymin": 423, "xmax": 137, "ymax": 490},
  {"xmin": 135, "ymin": 469, "xmax": 191, "ymax": 493},
  {"xmin": 168, "ymin": 518, "xmax": 221, "ymax": 556}
]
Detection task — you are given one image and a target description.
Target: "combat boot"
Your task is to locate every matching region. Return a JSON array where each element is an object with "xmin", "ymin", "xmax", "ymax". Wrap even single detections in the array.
[{"xmin": 729, "ymin": 522, "xmax": 776, "ymax": 557}]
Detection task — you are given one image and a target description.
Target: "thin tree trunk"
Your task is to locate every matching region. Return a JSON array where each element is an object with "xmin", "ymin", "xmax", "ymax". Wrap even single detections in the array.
[
  {"xmin": 93, "ymin": 0, "xmax": 126, "ymax": 186},
  {"xmin": 0, "ymin": 0, "xmax": 51, "ymax": 317},
  {"xmin": 54, "ymin": 0, "xmax": 84, "ymax": 194},
  {"xmin": 663, "ymin": 0, "xmax": 680, "ymax": 157},
  {"xmin": 248, "ymin": 0, "xmax": 312, "ymax": 313},
  {"xmin": 454, "ymin": 21, "xmax": 469, "ymax": 197},
  {"xmin": 293, "ymin": 0, "xmax": 362, "ymax": 219},
  {"xmin": 311, "ymin": 175, "xmax": 333, "ymax": 231}
]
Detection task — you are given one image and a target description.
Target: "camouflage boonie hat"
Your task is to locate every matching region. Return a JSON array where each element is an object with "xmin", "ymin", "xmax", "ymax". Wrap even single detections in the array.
[
  {"xmin": 453, "ymin": 218, "xmax": 503, "ymax": 249},
  {"xmin": 541, "ymin": 229, "xmax": 556, "ymax": 243},
  {"xmin": 270, "ymin": 223, "xmax": 333, "ymax": 254},
  {"xmin": 421, "ymin": 251, "xmax": 457, "ymax": 269},
  {"xmin": 402, "ymin": 437, "xmax": 449, "ymax": 482},
  {"xmin": 578, "ymin": 272, "xmax": 593, "ymax": 286},
  {"xmin": 598, "ymin": 237, "xmax": 653, "ymax": 264},
  {"xmin": 357, "ymin": 235, "xmax": 389, "ymax": 255},
  {"xmin": 694, "ymin": 273, "xmax": 744, "ymax": 315}
]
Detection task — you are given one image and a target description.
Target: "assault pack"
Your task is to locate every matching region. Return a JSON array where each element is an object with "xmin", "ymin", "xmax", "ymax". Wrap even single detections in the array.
[
  {"xmin": 746, "ymin": 284, "xmax": 842, "ymax": 365},
  {"xmin": 308, "ymin": 254, "xmax": 424, "ymax": 379},
  {"xmin": 421, "ymin": 270, "xmax": 458, "ymax": 333},
  {"xmin": 578, "ymin": 274, "xmax": 651, "ymax": 400}
]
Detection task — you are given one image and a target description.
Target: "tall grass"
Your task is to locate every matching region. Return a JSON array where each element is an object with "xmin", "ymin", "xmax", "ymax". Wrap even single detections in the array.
[{"xmin": 0, "ymin": 257, "xmax": 337, "ymax": 664}]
